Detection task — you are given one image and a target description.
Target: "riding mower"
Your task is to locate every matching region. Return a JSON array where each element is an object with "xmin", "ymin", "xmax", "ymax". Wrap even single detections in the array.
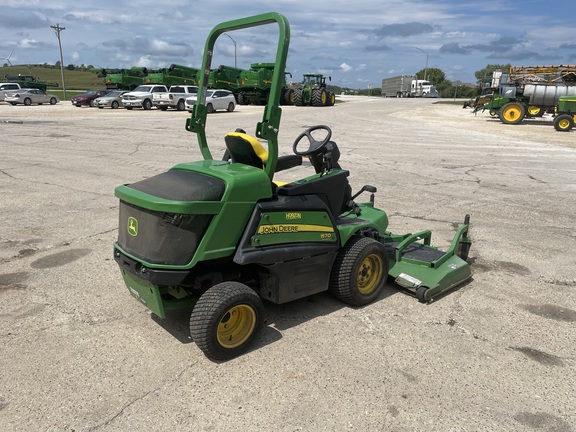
[{"xmin": 113, "ymin": 12, "xmax": 472, "ymax": 361}]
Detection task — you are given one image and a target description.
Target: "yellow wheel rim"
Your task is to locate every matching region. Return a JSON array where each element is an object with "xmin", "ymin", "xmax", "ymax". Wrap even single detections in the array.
[
  {"xmin": 289, "ymin": 92, "xmax": 294, "ymax": 103},
  {"xmin": 527, "ymin": 106, "xmax": 540, "ymax": 116},
  {"xmin": 558, "ymin": 119, "xmax": 571, "ymax": 129},
  {"xmin": 502, "ymin": 105, "xmax": 520, "ymax": 121},
  {"xmin": 321, "ymin": 92, "xmax": 326, "ymax": 104},
  {"xmin": 357, "ymin": 253, "xmax": 384, "ymax": 295},
  {"xmin": 217, "ymin": 304, "xmax": 256, "ymax": 349}
]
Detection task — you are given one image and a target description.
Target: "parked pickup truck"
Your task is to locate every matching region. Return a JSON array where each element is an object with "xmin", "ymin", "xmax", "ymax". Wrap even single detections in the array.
[
  {"xmin": 122, "ymin": 84, "xmax": 168, "ymax": 110},
  {"xmin": 153, "ymin": 85, "xmax": 198, "ymax": 111},
  {"xmin": 0, "ymin": 83, "xmax": 23, "ymax": 101}
]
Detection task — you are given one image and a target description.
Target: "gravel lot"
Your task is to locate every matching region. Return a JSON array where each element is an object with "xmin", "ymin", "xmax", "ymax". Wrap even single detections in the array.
[{"xmin": 1, "ymin": 97, "xmax": 575, "ymax": 431}]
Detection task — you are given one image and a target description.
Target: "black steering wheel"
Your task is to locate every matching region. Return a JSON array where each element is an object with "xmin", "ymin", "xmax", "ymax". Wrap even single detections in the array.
[{"xmin": 292, "ymin": 125, "xmax": 332, "ymax": 156}]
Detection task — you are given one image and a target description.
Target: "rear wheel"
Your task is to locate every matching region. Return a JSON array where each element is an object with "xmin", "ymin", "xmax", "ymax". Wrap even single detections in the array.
[
  {"xmin": 527, "ymin": 105, "xmax": 542, "ymax": 117},
  {"xmin": 227, "ymin": 102, "xmax": 235, "ymax": 112},
  {"xmin": 554, "ymin": 114, "xmax": 574, "ymax": 132},
  {"xmin": 190, "ymin": 282, "xmax": 264, "ymax": 361},
  {"xmin": 294, "ymin": 89, "xmax": 303, "ymax": 106},
  {"xmin": 207, "ymin": 103, "xmax": 214, "ymax": 113},
  {"xmin": 327, "ymin": 92, "xmax": 336, "ymax": 106},
  {"xmin": 283, "ymin": 88, "xmax": 295, "ymax": 105},
  {"xmin": 142, "ymin": 99, "xmax": 152, "ymax": 110},
  {"xmin": 329, "ymin": 236, "xmax": 388, "ymax": 306},
  {"xmin": 312, "ymin": 89, "xmax": 327, "ymax": 107},
  {"xmin": 24, "ymin": 98, "xmax": 32, "ymax": 106},
  {"xmin": 499, "ymin": 102, "xmax": 525, "ymax": 124}
]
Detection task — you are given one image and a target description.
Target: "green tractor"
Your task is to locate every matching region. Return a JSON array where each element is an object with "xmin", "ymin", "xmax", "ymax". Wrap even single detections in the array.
[
  {"xmin": 553, "ymin": 96, "xmax": 576, "ymax": 131},
  {"xmin": 113, "ymin": 13, "xmax": 472, "ymax": 361},
  {"xmin": 294, "ymin": 73, "xmax": 335, "ymax": 106}
]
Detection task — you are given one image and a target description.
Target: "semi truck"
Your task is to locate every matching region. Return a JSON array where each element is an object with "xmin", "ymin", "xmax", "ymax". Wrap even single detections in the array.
[{"xmin": 381, "ymin": 75, "xmax": 438, "ymax": 98}]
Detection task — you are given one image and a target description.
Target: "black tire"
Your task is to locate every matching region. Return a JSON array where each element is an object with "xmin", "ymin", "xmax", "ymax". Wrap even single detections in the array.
[
  {"xmin": 159, "ymin": 106, "xmax": 168, "ymax": 111},
  {"xmin": 50, "ymin": 97, "xmax": 57, "ymax": 105},
  {"xmin": 312, "ymin": 89, "xmax": 326, "ymax": 107},
  {"xmin": 176, "ymin": 99, "xmax": 185, "ymax": 111},
  {"xmin": 111, "ymin": 101, "xmax": 119, "ymax": 109},
  {"xmin": 554, "ymin": 114, "xmax": 574, "ymax": 132},
  {"xmin": 24, "ymin": 98, "xmax": 32, "ymax": 106},
  {"xmin": 499, "ymin": 102, "xmax": 525, "ymax": 125},
  {"xmin": 457, "ymin": 214, "xmax": 471, "ymax": 261},
  {"xmin": 125, "ymin": 106, "xmax": 133, "ymax": 110},
  {"xmin": 142, "ymin": 98, "xmax": 152, "ymax": 110},
  {"xmin": 98, "ymin": 106, "xmax": 104, "ymax": 109},
  {"xmin": 89, "ymin": 100, "xmax": 95, "ymax": 107},
  {"xmin": 236, "ymin": 92, "xmax": 246, "ymax": 105},
  {"xmin": 207, "ymin": 103, "xmax": 214, "ymax": 113},
  {"xmin": 284, "ymin": 88, "xmax": 295, "ymax": 105},
  {"xmin": 416, "ymin": 286, "xmax": 429, "ymax": 303},
  {"xmin": 294, "ymin": 89, "xmax": 303, "ymax": 106},
  {"xmin": 10, "ymin": 102, "xmax": 17, "ymax": 106},
  {"xmin": 190, "ymin": 282, "xmax": 264, "ymax": 361},
  {"xmin": 329, "ymin": 236, "xmax": 388, "ymax": 306},
  {"xmin": 326, "ymin": 92, "xmax": 335, "ymax": 106},
  {"xmin": 227, "ymin": 102, "xmax": 235, "ymax": 112}
]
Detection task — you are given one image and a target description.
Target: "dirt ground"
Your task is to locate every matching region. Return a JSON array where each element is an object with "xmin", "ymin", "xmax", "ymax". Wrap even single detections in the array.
[{"xmin": 1, "ymin": 97, "xmax": 575, "ymax": 431}]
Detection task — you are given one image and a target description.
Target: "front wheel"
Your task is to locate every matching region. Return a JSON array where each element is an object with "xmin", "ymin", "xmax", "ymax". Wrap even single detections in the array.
[
  {"xmin": 50, "ymin": 97, "xmax": 57, "ymax": 105},
  {"xmin": 142, "ymin": 98, "xmax": 152, "ymax": 110},
  {"xmin": 190, "ymin": 282, "xmax": 264, "ymax": 361},
  {"xmin": 206, "ymin": 103, "xmax": 214, "ymax": 113},
  {"xmin": 499, "ymin": 102, "xmax": 525, "ymax": 125},
  {"xmin": 554, "ymin": 114, "xmax": 574, "ymax": 132},
  {"xmin": 176, "ymin": 99, "xmax": 185, "ymax": 111},
  {"xmin": 111, "ymin": 101, "xmax": 119, "ymax": 109},
  {"xmin": 329, "ymin": 236, "xmax": 388, "ymax": 306}
]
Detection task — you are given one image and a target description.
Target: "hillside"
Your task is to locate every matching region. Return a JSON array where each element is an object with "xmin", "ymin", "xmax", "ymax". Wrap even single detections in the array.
[{"xmin": 0, "ymin": 65, "xmax": 101, "ymax": 90}]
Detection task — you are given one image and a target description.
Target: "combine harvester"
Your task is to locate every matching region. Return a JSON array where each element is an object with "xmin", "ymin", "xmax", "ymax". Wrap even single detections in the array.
[
  {"xmin": 95, "ymin": 67, "xmax": 148, "ymax": 90},
  {"xmin": 144, "ymin": 64, "xmax": 200, "ymax": 87},
  {"xmin": 3, "ymin": 74, "xmax": 58, "ymax": 92}
]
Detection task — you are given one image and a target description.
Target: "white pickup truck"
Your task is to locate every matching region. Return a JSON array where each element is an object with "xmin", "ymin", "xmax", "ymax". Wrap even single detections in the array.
[
  {"xmin": 153, "ymin": 85, "xmax": 198, "ymax": 111},
  {"xmin": 0, "ymin": 83, "xmax": 24, "ymax": 101},
  {"xmin": 122, "ymin": 84, "xmax": 168, "ymax": 110}
]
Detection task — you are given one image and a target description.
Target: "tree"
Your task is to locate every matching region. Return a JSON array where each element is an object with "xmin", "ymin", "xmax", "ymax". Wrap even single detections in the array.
[
  {"xmin": 416, "ymin": 67, "xmax": 446, "ymax": 85},
  {"xmin": 66, "ymin": 64, "xmax": 75, "ymax": 71},
  {"xmin": 475, "ymin": 64, "xmax": 511, "ymax": 89}
]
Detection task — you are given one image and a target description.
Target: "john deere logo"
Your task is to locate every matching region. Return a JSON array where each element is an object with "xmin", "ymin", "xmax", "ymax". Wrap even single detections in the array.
[{"xmin": 127, "ymin": 217, "xmax": 138, "ymax": 237}]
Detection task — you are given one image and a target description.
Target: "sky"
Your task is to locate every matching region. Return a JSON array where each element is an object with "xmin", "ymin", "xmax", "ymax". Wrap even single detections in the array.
[{"xmin": 1, "ymin": 0, "xmax": 575, "ymax": 88}]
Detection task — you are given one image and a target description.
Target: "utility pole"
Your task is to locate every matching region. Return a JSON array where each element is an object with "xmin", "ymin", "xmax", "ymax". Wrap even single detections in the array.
[{"xmin": 50, "ymin": 24, "xmax": 67, "ymax": 100}]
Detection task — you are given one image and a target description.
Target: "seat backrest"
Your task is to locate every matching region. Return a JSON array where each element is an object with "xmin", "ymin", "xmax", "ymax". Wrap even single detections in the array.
[{"xmin": 224, "ymin": 132, "xmax": 268, "ymax": 169}]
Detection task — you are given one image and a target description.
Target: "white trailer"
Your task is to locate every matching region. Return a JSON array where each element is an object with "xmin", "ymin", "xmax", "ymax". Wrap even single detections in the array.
[
  {"xmin": 381, "ymin": 75, "xmax": 415, "ymax": 97},
  {"xmin": 381, "ymin": 75, "xmax": 439, "ymax": 98}
]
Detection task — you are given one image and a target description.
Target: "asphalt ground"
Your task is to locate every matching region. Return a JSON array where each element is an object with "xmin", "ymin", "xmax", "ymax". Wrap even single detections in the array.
[{"xmin": 1, "ymin": 97, "xmax": 575, "ymax": 431}]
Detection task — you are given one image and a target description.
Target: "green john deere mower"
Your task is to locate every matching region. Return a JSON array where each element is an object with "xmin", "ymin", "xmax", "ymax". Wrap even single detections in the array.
[{"xmin": 113, "ymin": 12, "xmax": 472, "ymax": 361}]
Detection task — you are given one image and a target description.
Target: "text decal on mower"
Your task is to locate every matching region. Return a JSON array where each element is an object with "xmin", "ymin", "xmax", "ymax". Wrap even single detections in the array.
[{"xmin": 257, "ymin": 224, "xmax": 333, "ymax": 235}]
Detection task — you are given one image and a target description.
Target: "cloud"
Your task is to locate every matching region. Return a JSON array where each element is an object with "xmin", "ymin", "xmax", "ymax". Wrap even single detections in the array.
[
  {"xmin": 340, "ymin": 63, "xmax": 353, "ymax": 72},
  {"xmin": 439, "ymin": 42, "xmax": 471, "ymax": 55},
  {"xmin": 356, "ymin": 64, "xmax": 367, "ymax": 71},
  {"xmin": 0, "ymin": 12, "xmax": 49, "ymax": 29},
  {"xmin": 364, "ymin": 44, "xmax": 392, "ymax": 52},
  {"xmin": 101, "ymin": 36, "xmax": 193, "ymax": 57},
  {"xmin": 373, "ymin": 22, "xmax": 439, "ymax": 38}
]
